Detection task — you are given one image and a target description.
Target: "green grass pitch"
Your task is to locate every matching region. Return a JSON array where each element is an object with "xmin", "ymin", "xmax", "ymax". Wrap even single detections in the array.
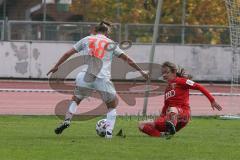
[{"xmin": 0, "ymin": 116, "xmax": 239, "ymax": 160}]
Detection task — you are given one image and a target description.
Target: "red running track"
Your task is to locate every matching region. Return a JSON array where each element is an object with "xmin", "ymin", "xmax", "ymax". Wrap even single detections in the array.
[{"xmin": 0, "ymin": 80, "xmax": 239, "ymax": 116}]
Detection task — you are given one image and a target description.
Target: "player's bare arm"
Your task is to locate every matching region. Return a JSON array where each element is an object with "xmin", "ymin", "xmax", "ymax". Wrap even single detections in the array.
[
  {"xmin": 118, "ymin": 54, "xmax": 149, "ymax": 80},
  {"xmin": 47, "ymin": 48, "xmax": 77, "ymax": 76}
]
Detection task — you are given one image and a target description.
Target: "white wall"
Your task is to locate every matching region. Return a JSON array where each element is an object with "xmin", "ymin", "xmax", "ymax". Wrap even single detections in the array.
[{"xmin": 0, "ymin": 41, "xmax": 233, "ymax": 81}]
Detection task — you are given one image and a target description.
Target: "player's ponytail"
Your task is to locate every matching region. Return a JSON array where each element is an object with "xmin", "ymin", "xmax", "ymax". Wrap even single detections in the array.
[
  {"xmin": 176, "ymin": 67, "xmax": 193, "ymax": 79},
  {"xmin": 95, "ymin": 20, "xmax": 112, "ymax": 34},
  {"xmin": 162, "ymin": 61, "xmax": 193, "ymax": 79}
]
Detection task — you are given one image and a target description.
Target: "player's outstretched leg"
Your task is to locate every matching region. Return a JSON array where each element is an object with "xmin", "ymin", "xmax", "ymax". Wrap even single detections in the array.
[
  {"xmin": 139, "ymin": 117, "xmax": 176, "ymax": 138},
  {"xmin": 138, "ymin": 122, "xmax": 162, "ymax": 137},
  {"xmin": 55, "ymin": 96, "xmax": 81, "ymax": 134}
]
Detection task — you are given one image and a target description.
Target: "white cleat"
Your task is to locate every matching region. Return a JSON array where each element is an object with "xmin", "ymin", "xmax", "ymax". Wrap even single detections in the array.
[{"xmin": 105, "ymin": 131, "xmax": 113, "ymax": 139}]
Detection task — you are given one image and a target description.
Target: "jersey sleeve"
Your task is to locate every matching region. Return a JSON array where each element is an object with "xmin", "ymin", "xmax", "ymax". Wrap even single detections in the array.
[
  {"xmin": 191, "ymin": 83, "xmax": 215, "ymax": 102},
  {"xmin": 73, "ymin": 38, "xmax": 87, "ymax": 52},
  {"xmin": 176, "ymin": 78, "xmax": 215, "ymax": 103},
  {"xmin": 113, "ymin": 45, "xmax": 124, "ymax": 57}
]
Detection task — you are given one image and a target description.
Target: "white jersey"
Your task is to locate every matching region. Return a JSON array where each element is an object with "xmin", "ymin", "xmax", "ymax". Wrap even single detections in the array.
[{"xmin": 73, "ymin": 34, "xmax": 124, "ymax": 79}]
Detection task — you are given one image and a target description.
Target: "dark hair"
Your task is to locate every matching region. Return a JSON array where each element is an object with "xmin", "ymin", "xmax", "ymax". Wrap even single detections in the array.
[
  {"xmin": 95, "ymin": 20, "xmax": 112, "ymax": 34},
  {"xmin": 162, "ymin": 61, "xmax": 192, "ymax": 79}
]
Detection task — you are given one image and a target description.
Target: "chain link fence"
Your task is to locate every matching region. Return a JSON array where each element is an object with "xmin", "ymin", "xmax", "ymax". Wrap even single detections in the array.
[
  {"xmin": 125, "ymin": 24, "xmax": 230, "ymax": 45},
  {"xmin": 7, "ymin": 21, "xmax": 121, "ymax": 42},
  {"xmin": 1, "ymin": 20, "xmax": 230, "ymax": 45},
  {"xmin": 0, "ymin": 0, "xmax": 230, "ymax": 45}
]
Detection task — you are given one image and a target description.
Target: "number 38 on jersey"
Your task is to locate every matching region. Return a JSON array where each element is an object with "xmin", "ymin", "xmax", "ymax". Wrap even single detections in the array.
[{"xmin": 88, "ymin": 38, "xmax": 108, "ymax": 59}]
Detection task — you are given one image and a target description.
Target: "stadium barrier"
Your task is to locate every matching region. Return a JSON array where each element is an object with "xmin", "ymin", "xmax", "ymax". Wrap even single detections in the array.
[{"xmin": 0, "ymin": 41, "xmax": 232, "ymax": 81}]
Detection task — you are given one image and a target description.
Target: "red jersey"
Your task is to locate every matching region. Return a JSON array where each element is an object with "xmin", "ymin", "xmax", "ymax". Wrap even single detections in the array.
[{"xmin": 162, "ymin": 77, "xmax": 215, "ymax": 114}]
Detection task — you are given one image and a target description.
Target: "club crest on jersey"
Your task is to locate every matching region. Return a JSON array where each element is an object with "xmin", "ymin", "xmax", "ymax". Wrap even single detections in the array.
[
  {"xmin": 165, "ymin": 90, "xmax": 175, "ymax": 100},
  {"xmin": 186, "ymin": 79, "xmax": 195, "ymax": 86}
]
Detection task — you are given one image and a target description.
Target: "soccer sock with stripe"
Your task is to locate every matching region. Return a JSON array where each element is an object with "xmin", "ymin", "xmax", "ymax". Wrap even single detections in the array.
[
  {"xmin": 105, "ymin": 108, "xmax": 117, "ymax": 134},
  {"xmin": 64, "ymin": 101, "xmax": 78, "ymax": 122}
]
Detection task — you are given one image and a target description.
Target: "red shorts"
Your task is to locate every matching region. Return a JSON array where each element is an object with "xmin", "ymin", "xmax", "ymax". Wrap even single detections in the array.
[{"xmin": 154, "ymin": 107, "xmax": 190, "ymax": 132}]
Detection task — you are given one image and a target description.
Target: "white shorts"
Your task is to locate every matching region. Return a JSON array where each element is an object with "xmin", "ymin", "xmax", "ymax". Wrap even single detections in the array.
[{"xmin": 74, "ymin": 72, "xmax": 117, "ymax": 103}]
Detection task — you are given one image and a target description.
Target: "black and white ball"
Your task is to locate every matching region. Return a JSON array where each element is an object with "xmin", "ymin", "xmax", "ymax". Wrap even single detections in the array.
[{"xmin": 96, "ymin": 119, "xmax": 107, "ymax": 137}]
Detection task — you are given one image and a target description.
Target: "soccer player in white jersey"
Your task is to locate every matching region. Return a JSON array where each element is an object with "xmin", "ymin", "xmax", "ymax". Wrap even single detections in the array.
[{"xmin": 47, "ymin": 21, "xmax": 149, "ymax": 138}]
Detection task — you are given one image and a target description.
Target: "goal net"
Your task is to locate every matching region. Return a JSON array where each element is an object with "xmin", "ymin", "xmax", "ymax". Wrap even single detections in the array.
[{"xmin": 221, "ymin": 0, "xmax": 240, "ymax": 119}]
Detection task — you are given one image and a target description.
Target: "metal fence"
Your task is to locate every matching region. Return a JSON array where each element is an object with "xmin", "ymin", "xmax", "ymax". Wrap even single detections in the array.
[
  {"xmin": 7, "ymin": 21, "xmax": 121, "ymax": 42},
  {"xmin": 125, "ymin": 23, "xmax": 230, "ymax": 45},
  {"xmin": 1, "ymin": 20, "xmax": 231, "ymax": 45}
]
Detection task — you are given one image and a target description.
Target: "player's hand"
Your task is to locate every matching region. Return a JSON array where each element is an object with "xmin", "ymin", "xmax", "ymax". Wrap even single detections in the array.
[
  {"xmin": 47, "ymin": 66, "xmax": 58, "ymax": 76},
  {"xmin": 141, "ymin": 71, "xmax": 150, "ymax": 80},
  {"xmin": 211, "ymin": 101, "xmax": 222, "ymax": 111}
]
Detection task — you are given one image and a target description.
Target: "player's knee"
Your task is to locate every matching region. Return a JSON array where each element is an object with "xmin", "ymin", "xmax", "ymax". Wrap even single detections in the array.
[
  {"xmin": 166, "ymin": 107, "xmax": 179, "ymax": 115},
  {"xmin": 105, "ymin": 97, "xmax": 118, "ymax": 109},
  {"xmin": 72, "ymin": 96, "xmax": 81, "ymax": 105}
]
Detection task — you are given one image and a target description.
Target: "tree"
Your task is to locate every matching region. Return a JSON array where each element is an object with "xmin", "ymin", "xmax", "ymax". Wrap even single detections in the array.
[{"xmin": 69, "ymin": 0, "xmax": 229, "ymax": 44}]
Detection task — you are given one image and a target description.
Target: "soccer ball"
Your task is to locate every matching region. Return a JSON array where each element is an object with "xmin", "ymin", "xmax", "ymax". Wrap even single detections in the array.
[{"xmin": 96, "ymin": 119, "xmax": 107, "ymax": 137}]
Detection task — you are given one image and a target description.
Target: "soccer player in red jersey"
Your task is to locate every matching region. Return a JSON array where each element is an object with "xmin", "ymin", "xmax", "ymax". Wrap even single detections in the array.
[{"xmin": 138, "ymin": 61, "xmax": 222, "ymax": 138}]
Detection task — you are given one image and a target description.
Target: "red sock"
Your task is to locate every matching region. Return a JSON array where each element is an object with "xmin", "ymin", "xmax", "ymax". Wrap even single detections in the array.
[{"xmin": 141, "ymin": 124, "xmax": 161, "ymax": 137}]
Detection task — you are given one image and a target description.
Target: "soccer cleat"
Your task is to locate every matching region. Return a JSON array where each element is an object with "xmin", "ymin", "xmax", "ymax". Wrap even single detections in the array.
[
  {"xmin": 105, "ymin": 131, "xmax": 113, "ymax": 139},
  {"xmin": 165, "ymin": 121, "xmax": 176, "ymax": 135},
  {"xmin": 54, "ymin": 120, "xmax": 70, "ymax": 135}
]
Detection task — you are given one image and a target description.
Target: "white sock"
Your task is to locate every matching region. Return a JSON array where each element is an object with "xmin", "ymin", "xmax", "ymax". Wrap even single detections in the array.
[
  {"xmin": 65, "ymin": 101, "xmax": 77, "ymax": 121},
  {"xmin": 106, "ymin": 108, "xmax": 117, "ymax": 134}
]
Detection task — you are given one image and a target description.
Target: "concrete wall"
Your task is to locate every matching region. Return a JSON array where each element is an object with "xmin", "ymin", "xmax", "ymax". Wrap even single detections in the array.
[{"xmin": 0, "ymin": 41, "xmax": 233, "ymax": 81}]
